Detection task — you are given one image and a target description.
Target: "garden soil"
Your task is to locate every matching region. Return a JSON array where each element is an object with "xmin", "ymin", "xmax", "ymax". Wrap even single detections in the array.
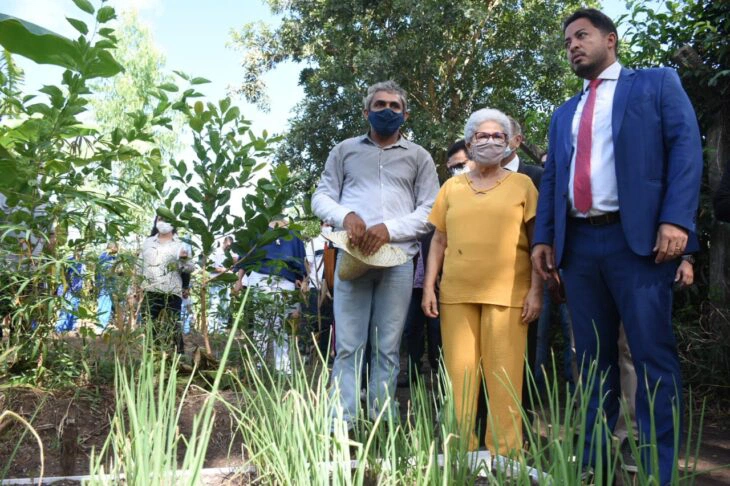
[{"xmin": 0, "ymin": 337, "xmax": 728, "ymax": 484}]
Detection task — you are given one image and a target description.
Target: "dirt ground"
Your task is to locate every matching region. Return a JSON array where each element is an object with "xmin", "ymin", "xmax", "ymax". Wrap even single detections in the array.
[{"xmin": 1, "ymin": 335, "xmax": 728, "ymax": 484}]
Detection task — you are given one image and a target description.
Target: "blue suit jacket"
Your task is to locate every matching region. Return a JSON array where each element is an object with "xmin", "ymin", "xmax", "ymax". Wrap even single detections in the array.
[{"xmin": 534, "ymin": 67, "xmax": 703, "ymax": 266}]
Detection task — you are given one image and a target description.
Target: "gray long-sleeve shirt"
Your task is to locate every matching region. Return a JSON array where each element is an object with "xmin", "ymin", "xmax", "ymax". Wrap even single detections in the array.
[{"xmin": 312, "ymin": 134, "xmax": 440, "ymax": 258}]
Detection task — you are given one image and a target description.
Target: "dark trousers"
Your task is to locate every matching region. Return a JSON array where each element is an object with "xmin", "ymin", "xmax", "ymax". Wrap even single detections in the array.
[
  {"xmin": 562, "ymin": 219, "xmax": 681, "ymax": 485},
  {"xmin": 142, "ymin": 292, "xmax": 184, "ymax": 354},
  {"xmin": 402, "ymin": 287, "xmax": 442, "ymax": 374}
]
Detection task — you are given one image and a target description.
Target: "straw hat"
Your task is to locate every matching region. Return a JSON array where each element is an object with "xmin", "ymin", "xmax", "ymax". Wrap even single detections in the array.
[{"xmin": 324, "ymin": 231, "xmax": 408, "ymax": 281}]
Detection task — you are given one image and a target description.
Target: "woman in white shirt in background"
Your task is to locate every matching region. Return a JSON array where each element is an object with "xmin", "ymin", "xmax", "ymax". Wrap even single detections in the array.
[{"xmin": 137, "ymin": 215, "xmax": 194, "ymax": 353}]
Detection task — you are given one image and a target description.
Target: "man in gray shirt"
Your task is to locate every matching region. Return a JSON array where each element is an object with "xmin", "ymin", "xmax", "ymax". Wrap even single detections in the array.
[{"xmin": 313, "ymin": 80, "xmax": 440, "ymax": 424}]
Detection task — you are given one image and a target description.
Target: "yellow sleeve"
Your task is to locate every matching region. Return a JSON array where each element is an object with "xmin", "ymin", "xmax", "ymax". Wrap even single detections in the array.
[
  {"xmin": 428, "ymin": 181, "xmax": 450, "ymax": 232},
  {"xmin": 523, "ymin": 178, "xmax": 538, "ymax": 224}
]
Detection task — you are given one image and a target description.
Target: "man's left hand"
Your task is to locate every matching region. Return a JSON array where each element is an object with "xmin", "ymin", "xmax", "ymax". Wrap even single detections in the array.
[
  {"xmin": 653, "ymin": 223, "xmax": 688, "ymax": 263},
  {"xmin": 359, "ymin": 223, "xmax": 390, "ymax": 256}
]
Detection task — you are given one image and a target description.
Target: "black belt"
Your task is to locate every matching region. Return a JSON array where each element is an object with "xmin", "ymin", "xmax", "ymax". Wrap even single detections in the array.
[{"xmin": 569, "ymin": 212, "xmax": 620, "ymax": 226}]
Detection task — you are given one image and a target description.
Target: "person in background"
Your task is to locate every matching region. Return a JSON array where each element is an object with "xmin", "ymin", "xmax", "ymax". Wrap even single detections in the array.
[
  {"xmin": 445, "ymin": 139, "xmax": 474, "ymax": 177},
  {"xmin": 136, "ymin": 214, "xmax": 194, "ymax": 353},
  {"xmin": 304, "ymin": 221, "xmax": 335, "ymax": 360},
  {"xmin": 233, "ymin": 220, "xmax": 307, "ymax": 373},
  {"xmin": 423, "ymin": 108, "xmax": 541, "ymax": 454},
  {"xmin": 95, "ymin": 242, "xmax": 118, "ymax": 334},
  {"xmin": 55, "ymin": 249, "xmax": 85, "ymax": 333},
  {"xmin": 532, "ymin": 9, "xmax": 702, "ymax": 483},
  {"xmin": 180, "ymin": 292, "xmax": 195, "ymax": 335},
  {"xmin": 400, "ymin": 234, "xmax": 441, "ymax": 385},
  {"xmin": 208, "ymin": 235, "xmax": 234, "ymax": 333}
]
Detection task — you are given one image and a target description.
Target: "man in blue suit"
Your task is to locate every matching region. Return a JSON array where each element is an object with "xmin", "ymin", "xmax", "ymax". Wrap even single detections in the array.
[{"xmin": 531, "ymin": 8, "xmax": 702, "ymax": 485}]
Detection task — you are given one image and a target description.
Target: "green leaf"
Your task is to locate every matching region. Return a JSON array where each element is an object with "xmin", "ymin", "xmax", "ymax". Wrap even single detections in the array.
[
  {"xmin": 173, "ymin": 70, "xmax": 190, "ymax": 81},
  {"xmin": 185, "ymin": 186, "xmax": 204, "ymax": 203},
  {"xmin": 94, "ymin": 39, "xmax": 115, "ymax": 49},
  {"xmin": 159, "ymin": 82, "xmax": 179, "ymax": 92},
  {"xmin": 72, "ymin": 0, "xmax": 95, "ymax": 14},
  {"xmin": 189, "ymin": 117, "xmax": 204, "ymax": 133},
  {"xmin": 98, "ymin": 27, "xmax": 115, "ymax": 38},
  {"xmin": 219, "ymin": 98, "xmax": 231, "ymax": 114},
  {"xmin": 223, "ymin": 106, "xmax": 240, "ymax": 125},
  {"xmin": 66, "ymin": 17, "xmax": 88, "ymax": 35},
  {"xmin": 96, "ymin": 6, "xmax": 116, "ymax": 23},
  {"xmin": 190, "ymin": 76, "xmax": 211, "ymax": 85},
  {"xmin": 0, "ymin": 14, "xmax": 78, "ymax": 70},
  {"xmin": 85, "ymin": 48, "xmax": 124, "ymax": 78}
]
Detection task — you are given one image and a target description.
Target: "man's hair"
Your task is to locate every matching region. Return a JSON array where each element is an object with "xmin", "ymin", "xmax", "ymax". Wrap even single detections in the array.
[
  {"xmin": 446, "ymin": 140, "xmax": 467, "ymax": 159},
  {"xmin": 563, "ymin": 8, "xmax": 619, "ymax": 54},
  {"xmin": 363, "ymin": 80, "xmax": 408, "ymax": 113},
  {"xmin": 507, "ymin": 116, "xmax": 522, "ymax": 138}
]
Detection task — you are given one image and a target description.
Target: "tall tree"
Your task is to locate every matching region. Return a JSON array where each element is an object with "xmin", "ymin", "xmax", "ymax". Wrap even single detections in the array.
[
  {"xmin": 230, "ymin": 0, "xmax": 592, "ymax": 194},
  {"xmin": 90, "ymin": 10, "xmax": 180, "ymax": 230}
]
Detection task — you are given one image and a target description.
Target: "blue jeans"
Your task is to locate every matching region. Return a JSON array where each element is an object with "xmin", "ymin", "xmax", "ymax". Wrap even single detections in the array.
[
  {"xmin": 97, "ymin": 291, "xmax": 113, "ymax": 330},
  {"xmin": 331, "ymin": 256, "xmax": 413, "ymax": 424}
]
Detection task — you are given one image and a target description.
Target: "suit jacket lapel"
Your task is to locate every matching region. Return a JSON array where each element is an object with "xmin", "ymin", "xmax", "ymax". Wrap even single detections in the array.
[
  {"xmin": 560, "ymin": 95, "xmax": 581, "ymax": 169},
  {"xmin": 612, "ymin": 67, "xmax": 636, "ymax": 146}
]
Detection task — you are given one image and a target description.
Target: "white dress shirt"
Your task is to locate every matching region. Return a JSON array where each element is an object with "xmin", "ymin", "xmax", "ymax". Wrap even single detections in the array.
[
  {"xmin": 503, "ymin": 154, "xmax": 520, "ymax": 172},
  {"xmin": 568, "ymin": 61, "xmax": 622, "ymax": 217},
  {"xmin": 312, "ymin": 134, "xmax": 440, "ymax": 257}
]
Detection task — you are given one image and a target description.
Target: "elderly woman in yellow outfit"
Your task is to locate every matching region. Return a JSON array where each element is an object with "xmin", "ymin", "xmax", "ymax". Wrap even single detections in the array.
[{"xmin": 422, "ymin": 108, "xmax": 542, "ymax": 454}]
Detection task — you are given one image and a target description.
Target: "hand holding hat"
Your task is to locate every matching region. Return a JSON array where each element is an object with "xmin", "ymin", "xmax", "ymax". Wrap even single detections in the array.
[{"xmin": 324, "ymin": 230, "xmax": 408, "ymax": 281}]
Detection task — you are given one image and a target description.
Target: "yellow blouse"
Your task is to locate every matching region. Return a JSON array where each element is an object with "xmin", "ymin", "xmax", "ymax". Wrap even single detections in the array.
[{"xmin": 428, "ymin": 172, "xmax": 538, "ymax": 307}]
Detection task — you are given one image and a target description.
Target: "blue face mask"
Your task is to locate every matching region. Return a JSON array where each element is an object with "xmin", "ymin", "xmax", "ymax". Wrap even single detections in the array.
[{"xmin": 368, "ymin": 108, "xmax": 405, "ymax": 137}]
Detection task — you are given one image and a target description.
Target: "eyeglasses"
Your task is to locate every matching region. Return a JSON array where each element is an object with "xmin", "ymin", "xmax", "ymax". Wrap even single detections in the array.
[{"xmin": 473, "ymin": 131, "xmax": 507, "ymax": 144}]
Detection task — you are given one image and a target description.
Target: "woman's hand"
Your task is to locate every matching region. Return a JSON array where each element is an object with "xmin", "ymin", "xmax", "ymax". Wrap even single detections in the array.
[
  {"xmin": 521, "ymin": 287, "xmax": 542, "ymax": 324},
  {"xmin": 422, "ymin": 286, "xmax": 439, "ymax": 318}
]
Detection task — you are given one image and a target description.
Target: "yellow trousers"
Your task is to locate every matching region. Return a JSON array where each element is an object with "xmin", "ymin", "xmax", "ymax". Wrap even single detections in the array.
[{"xmin": 440, "ymin": 303, "xmax": 528, "ymax": 454}]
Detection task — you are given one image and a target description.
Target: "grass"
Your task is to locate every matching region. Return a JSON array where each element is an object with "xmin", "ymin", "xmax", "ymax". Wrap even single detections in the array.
[{"xmin": 1, "ymin": 292, "xmax": 726, "ymax": 485}]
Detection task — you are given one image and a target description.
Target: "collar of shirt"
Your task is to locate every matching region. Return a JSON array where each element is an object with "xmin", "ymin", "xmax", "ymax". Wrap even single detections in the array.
[
  {"xmin": 361, "ymin": 133, "xmax": 410, "ymax": 150},
  {"xmin": 503, "ymin": 154, "xmax": 520, "ymax": 172},
  {"xmin": 152, "ymin": 233, "xmax": 181, "ymax": 244},
  {"xmin": 582, "ymin": 61, "xmax": 622, "ymax": 92}
]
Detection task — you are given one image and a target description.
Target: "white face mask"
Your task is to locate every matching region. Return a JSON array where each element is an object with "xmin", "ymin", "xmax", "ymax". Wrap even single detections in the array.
[
  {"xmin": 321, "ymin": 226, "xmax": 333, "ymax": 235},
  {"xmin": 450, "ymin": 165, "xmax": 470, "ymax": 177},
  {"xmin": 471, "ymin": 141, "xmax": 509, "ymax": 166},
  {"xmin": 156, "ymin": 221, "xmax": 174, "ymax": 235}
]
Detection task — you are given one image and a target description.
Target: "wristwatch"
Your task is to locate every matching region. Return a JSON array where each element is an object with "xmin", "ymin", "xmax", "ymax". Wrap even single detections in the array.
[{"xmin": 681, "ymin": 254, "xmax": 695, "ymax": 265}]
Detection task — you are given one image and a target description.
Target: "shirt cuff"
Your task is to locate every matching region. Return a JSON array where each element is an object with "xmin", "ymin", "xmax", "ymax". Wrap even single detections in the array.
[
  {"xmin": 383, "ymin": 219, "xmax": 402, "ymax": 241},
  {"xmin": 333, "ymin": 207, "xmax": 354, "ymax": 228}
]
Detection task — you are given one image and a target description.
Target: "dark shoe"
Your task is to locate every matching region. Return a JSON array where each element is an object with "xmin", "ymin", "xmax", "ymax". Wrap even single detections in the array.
[{"xmin": 620, "ymin": 439, "xmax": 638, "ymax": 473}]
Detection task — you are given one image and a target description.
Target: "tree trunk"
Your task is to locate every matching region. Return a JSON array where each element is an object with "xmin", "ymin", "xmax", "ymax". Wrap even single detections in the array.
[
  {"xmin": 200, "ymin": 254, "xmax": 213, "ymax": 355},
  {"xmin": 706, "ymin": 109, "xmax": 730, "ymax": 308}
]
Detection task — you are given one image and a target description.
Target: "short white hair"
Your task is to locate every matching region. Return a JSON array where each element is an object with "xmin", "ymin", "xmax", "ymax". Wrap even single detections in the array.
[
  {"xmin": 363, "ymin": 80, "xmax": 408, "ymax": 112},
  {"xmin": 464, "ymin": 108, "xmax": 511, "ymax": 143}
]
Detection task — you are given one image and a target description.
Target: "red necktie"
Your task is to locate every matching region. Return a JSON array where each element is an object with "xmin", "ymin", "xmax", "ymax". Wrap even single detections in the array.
[{"xmin": 573, "ymin": 78, "xmax": 603, "ymax": 213}]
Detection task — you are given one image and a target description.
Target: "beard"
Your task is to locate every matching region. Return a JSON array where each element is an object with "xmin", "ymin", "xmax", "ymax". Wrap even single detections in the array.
[{"xmin": 571, "ymin": 50, "xmax": 610, "ymax": 79}]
